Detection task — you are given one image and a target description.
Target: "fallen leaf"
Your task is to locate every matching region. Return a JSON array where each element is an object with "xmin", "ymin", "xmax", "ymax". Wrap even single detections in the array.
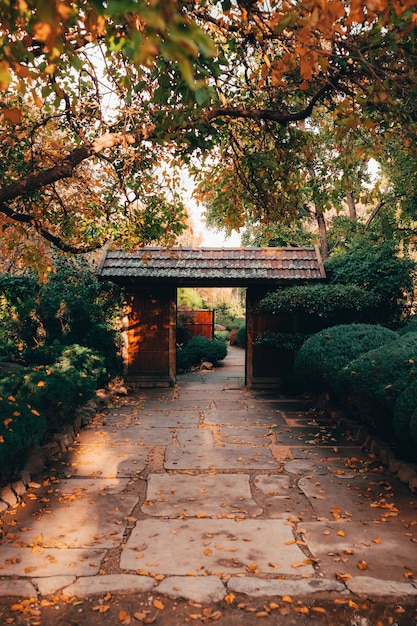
[
  {"xmin": 357, "ymin": 560, "xmax": 368, "ymax": 570},
  {"xmin": 224, "ymin": 593, "xmax": 235, "ymax": 605},
  {"xmin": 282, "ymin": 595, "xmax": 293, "ymax": 603},
  {"xmin": 153, "ymin": 600, "xmax": 164, "ymax": 611},
  {"xmin": 335, "ymin": 573, "xmax": 352, "ymax": 581}
]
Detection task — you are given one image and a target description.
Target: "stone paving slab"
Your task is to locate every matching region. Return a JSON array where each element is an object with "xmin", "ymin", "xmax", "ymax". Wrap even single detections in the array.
[
  {"xmin": 68, "ymin": 445, "xmax": 148, "ymax": 477},
  {"xmin": 176, "ymin": 428, "xmax": 216, "ymax": 446},
  {"xmin": 63, "ymin": 574, "xmax": 155, "ymax": 596},
  {"xmin": 0, "ymin": 478, "xmax": 138, "ymax": 549},
  {"xmin": 121, "ymin": 519, "xmax": 315, "ymax": 576},
  {"xmin": 0, "ymin": 547, "xmax": 105, "ymax": 577},
  {"xmin": 156, "ymin": 576, "xmax": 226, "ymax": 603},
  {"xmin": 165, "ymin": 444, "xmax": 278, "ymax": 470},
  {"xmin": 227, "ymin": 576, "xmax": 346, "ymax": 597},
  {"xmin": 203, "ymin": 410, "xmax": 283, "ymax": 427},
  {"xmin": 130, "ymin": 411, "xmax": 201, "ymax": 427},
  {"xmin": 298, "ymin": 474, "xmax": 373, "ymax": 520},
  {"xmin": 34, "ymin": 576, "xmax": 76, "ymax": 596},
  {"xmin": 301, "ymin": 521, "xmax": 417, "ymax": 581},
  {"xmin": 346, "ymin": 576, "xmax": 417, "ymax": 596},
  {"xmin": 291, "ymin": 446, "xmax": 369, "ymax": 461},
  {"xmin": 217, "ymin": 426, "xmax": 271, "ymax": 444},
  {"xmin": 142, "ymin": 474, "xmax": 262, "ymax": 517},
  {"xmin": 76, "ymin": 426, "xmax": 174, "ymax": 447},
  {"xmin": 0, "ymin": 579, "xmax": 38, "ymax": 598},
  {"xmin": 254, "ymin": 474, "xmax": 291, "ymax": 496}
]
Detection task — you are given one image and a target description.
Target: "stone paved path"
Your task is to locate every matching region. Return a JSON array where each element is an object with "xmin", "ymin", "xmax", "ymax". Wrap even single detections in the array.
[{"xmin": 1, "ymin": 347, "xmax": 417, "ymax": 606}]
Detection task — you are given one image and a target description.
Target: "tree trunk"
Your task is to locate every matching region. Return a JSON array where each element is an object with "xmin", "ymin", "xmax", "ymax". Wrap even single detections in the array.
[
  {"xmin": 314, "ymin": 203, "xmax": 329, "ymax": 259},
  {"xmin": 346, "ymin": 191, "xmax": 357, "ymax": 220}
]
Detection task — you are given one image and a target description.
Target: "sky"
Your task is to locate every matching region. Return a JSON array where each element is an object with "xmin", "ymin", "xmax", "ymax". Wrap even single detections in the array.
[{"xmin": 190, "ymin": 202, "xmax": 241, "ymax": 247}]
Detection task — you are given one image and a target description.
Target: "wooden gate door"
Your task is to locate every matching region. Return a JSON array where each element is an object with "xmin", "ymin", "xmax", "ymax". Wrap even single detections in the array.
[{"xmin": 124, "ymin": 286, "xmax": 176, "ymax": 386}]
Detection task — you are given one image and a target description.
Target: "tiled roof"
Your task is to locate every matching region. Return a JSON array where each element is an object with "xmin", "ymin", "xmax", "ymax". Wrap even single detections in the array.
[{"xmin": 98, "ymin": 247, "xmax": 326, "ymax": 286}]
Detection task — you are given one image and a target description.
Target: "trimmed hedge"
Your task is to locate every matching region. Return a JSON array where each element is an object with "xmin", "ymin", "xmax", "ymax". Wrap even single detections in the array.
[
  {"xmin": 294, "ymin": 324, "xmax": 398, "ymax": 391},
  {"xmin": 393, "ymin": 380, "xmax": 417, "ymax": 444},
  {"xmin": 336, "ymin": 334, "xmax": 417, "ymax": 430}
]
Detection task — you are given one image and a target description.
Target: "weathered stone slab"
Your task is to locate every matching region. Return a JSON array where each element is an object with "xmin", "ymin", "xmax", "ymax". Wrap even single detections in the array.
[
  {"xmin": 0, "ymin": 579, "xmax": 38, "ymax": 597},
  {"xmin": 291, "ymin": 446, "xmax": 368, "ymax": 461},
  {"xmin": 284, "ymin": 459, "xmax": 329, "ymax": 475},
  {"xmin": 77, "ymin": 426, "xmax": 174, "ymax": 447},
  {"xmin": 204, "ymin": 410, "xmax": 281, "ymax": 427},
  {"xmin": 35, "ymin": 576, "xmax": 76, "ymax": 596},
  {"xmin": 63, "ymin": 574, "xmax": 154, "ymax": 596},
  {"xmin": 165, "ymin": 444, "xmax": 278, "ymax": 470},
  {"xmin": 2, "ymin": 478, "xmax": 138, "ymax": 548},
  {"xmin": 346, "ymin": 576, "xmax": 417, "ymax": 596},
  {"xmin": 69, "ymin": 444, "xmax": 147, "ymax": 476},
  {"xmin": 227, "ymin": 576, "xmax": 346, "ymax": 597},
  {"xmin": 130, "ymin": 411, "xmax": 201, "ymax": 427},
  {"xmin": 156, "ymin": 576, "xmax": 226, "ymax": 603},
  {"xmin": 0, "ymin": 547, "xmax": 105, "ymax": 577},
  {"xmin": 176, "ymin": 429, "xmax": 216, "ymax": 446},
  {"xmin": 121, "ymin": 519, "xmax": 315, "ymax": 576},
  {"xmin": 301, "ymin": 521, "xmax": 417, "ymax": 581},
  {"xmin": 217, "ymin": 427, "xmax": 271, "ymax": 445},
  {"xmin": 298, "ymin": 474, "xmax": 373, "ymax": 520},
  {"xmin": 143, "ymin": 474, "xmax": 262, "ymax": 517},
  {"xmin": 254, "ymin": 474, "xmax": 291, "ymax": 496}
]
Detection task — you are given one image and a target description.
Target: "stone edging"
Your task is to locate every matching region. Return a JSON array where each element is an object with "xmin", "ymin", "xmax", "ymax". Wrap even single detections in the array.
[{"xmin": 321, "ymin": 394, "xmax": 417, "ymax": 493}]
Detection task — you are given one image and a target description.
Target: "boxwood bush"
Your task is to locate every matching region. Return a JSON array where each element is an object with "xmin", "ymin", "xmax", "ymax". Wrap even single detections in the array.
[
  {"xmin": 335, "ymin": 334, "xmax": 417, "ymax": 430},
  {"xmin": 294, "ymin": 324, "xmax": 398, "ymax": 391},
  {"xmin": 393, "ymin": 380, "xmax": 417, "ymax": 444},
  {"xmin": 176, "ymin": 336, "xmax": 227, "ymax": 371}
]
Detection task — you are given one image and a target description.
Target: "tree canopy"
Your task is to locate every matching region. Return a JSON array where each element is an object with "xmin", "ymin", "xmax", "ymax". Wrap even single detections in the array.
[{"xmin": 1, "ymin": 0, "xmax": 417, "ymax": 267}]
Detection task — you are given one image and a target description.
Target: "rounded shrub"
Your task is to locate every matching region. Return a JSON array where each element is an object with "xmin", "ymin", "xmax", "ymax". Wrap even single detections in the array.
[
  {"xmin": 235, "ymin": 325, "xmax": 246, "ymax": 348},
  {"xmin": 336, "ymin": 334, "xmax": 417, "ymax": 429},
  {"xmin": 393, "ymin": 380, "xmax": 417, "ymax": 444},
  {"xmin": 293, "ymin": 324, "xmax": 398, "ymax": 391},
  {"xmin": 176, "ymin": 336, "xmax": 227, "ymax": 370}
]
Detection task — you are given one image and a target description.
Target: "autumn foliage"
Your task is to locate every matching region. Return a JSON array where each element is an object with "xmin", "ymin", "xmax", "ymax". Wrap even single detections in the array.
[{"xmin": 0, "ymin": 1, "xmax": 416, "ymax": 265}]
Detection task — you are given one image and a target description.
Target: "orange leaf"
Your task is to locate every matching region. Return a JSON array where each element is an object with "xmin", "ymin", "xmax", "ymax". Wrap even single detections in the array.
[{"xmin": 153, "ymin": 600, "xmax": 164, "ymax": 611}]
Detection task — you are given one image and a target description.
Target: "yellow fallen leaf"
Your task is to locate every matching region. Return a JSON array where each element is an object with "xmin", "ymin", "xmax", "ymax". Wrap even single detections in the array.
[
  {"xmin": 348, "ymin": 600, "xmax": 359, "ymax": 609},
  {"xmin": 404, "ymin": 571, "xmax": 414, "ymax": 579},
  {"xmin": 337, "ymin": 530, "xmax": 346, "ymax": 537},
  {"xmin": 357, "ymin": 560, "xmax": 368, "ymax": 570},
  {"xmin": 343, "ymin": 549, "xmax": 354, "ymax": 555},
  {"xmin": 372, "ymin": 537, "xmax": 381, "ymax": 544},
  {"xmin": 118, "ymin": 609, "xmax": 131, "ymax": 624},
  {"xmin": 153, "ymin": 600, "xmax": 164, "ymax": 610},
  {"xmin": 335, "ymin": 573, "xmax": 352, "ymax": 581},
  {"xmin": 282, "ymin": 595, "xmax": 293, "ymax": 603},
  {"xmin": 312, "ymin": 607, "xmax": 327, "ymax": 613},
  {"xmin": 294, "ymin": 606, "xmax": 309, "ymax": 615},
  {"xmin": 93, "ymin": 605, "xmax": 110, "ymax": 613},
  {"xmin": 204, "ymin": 549, "xmax": 212, "ymax": 556},
  {"xmin": 224, "ymin": 593, "xmax": 235, "ymax": 605}
]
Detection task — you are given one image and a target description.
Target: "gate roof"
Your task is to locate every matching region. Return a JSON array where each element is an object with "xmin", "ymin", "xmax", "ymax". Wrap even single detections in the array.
[{"xmin": 98, "ymin": 246, "xmax": 326, "ymax": 287}]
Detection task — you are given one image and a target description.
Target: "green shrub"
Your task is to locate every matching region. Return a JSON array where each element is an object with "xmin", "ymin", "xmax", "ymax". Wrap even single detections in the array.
[
  {"xmin": 256, "ymin": 331, "xmax": 308, "ymax": 351},
  {"xmin": 0, "ymin": 345, "xmax": 104, "ymax": 430},
  {"xmin": 336, "ymin": 334, "xmax": 417, "ymax": 428},
  {"xmin": 259, "ymin": 284, "xmax": 381, "ymax": 322},
  {"xmin": 214, "ymin": 330, "xmax": 229, "ymax": 341},
  {"xmin": 393, "ymin": 381, "xmax": 417, "ymax": 444},
  {"xmin": 294, "ymin": 324, "xmax": 398, "ymax": 390},
  {"xmin": 235, "ymin": 325, "xmax": 246, "ymax": 348},
  {"xmin": 176, "ymin": 336, "xmax": 227, "ymax": 370},
  {"xmin": 0, "ymin": 395, "xmax": 47, "ymax": 474}
]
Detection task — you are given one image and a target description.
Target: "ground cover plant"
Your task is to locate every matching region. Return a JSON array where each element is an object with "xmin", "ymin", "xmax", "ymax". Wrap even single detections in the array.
[{"xmin": 0, "ymin": 256, "xmax": 122, "ymax": 478}]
